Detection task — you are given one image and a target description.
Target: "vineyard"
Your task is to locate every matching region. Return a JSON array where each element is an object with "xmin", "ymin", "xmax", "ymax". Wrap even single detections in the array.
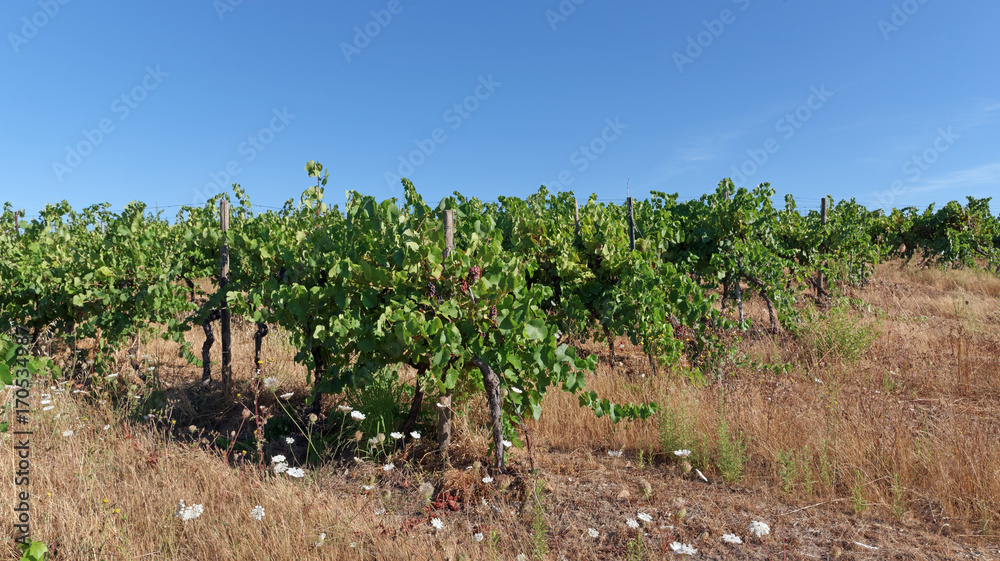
[{"xmin": 2, "ymin": 163, "xmax": 1000, "ymax": 559}]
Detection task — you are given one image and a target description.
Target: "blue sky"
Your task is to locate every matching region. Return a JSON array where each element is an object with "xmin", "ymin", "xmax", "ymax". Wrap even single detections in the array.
[{"xmin": 3, "ymin": 0, "xmax": 998, "ymax": 220}]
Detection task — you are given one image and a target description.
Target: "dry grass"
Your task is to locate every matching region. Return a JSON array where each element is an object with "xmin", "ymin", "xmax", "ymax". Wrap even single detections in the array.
[{"xmin": 4, "ymin": 260, "xmax": 1000, "ymax": 559}]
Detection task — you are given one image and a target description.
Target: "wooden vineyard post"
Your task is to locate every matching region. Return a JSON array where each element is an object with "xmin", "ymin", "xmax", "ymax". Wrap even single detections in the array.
[
  {"xmin": 437, "ymin": 210, "xmax": 455, "ymax": 464},
  {"xmin": 817, "ymin": 197, "xmax": 827, "ymax": 297},
  {"xmin": 220, "ymin": 199, "xmax": 232, "ymax": 397},
  {"xmin": 627, "ymin": 197, "xmax": 636, "ymax": 251},
  {"xmin": 12, "ymin": 211, "xmax": 19, "ymax": 237}
]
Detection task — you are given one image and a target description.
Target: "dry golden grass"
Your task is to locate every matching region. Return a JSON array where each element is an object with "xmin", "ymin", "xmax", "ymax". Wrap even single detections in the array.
[{"xmin": 4, "ymin": 260, "xmax": 1000, "ymax": 559}]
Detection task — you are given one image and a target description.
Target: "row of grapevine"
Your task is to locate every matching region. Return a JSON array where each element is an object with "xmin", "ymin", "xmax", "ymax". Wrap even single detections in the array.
[{"xmin": 2, "ymin": 166, "xmax": 997, "ymax": 465}]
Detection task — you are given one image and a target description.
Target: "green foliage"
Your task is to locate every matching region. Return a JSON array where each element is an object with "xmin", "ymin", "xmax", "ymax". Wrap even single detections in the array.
[
  {"xmin": 222, "ymin": 176, "xmax": 600, "ymax": 442},
  {"xmin": 527, "ymin": 479, "xmax": 549, "ymax": 560},
  {"xmin": 777, "ymin": 448, "xmax": 816, "ymax": 496},
  {"xmin": 891, "ymin": 473, "xmax": 906, "ymax": 520},
  {"xmin": 625, "ymin": 533, "xmax": 651, "ymax": 561},
  {"xmin": 886, "ymin": 197, "xmax": 999, "ymax": 270},
  {"xmin": 18, "ymin": 539, "xmax": 49, "ymax": 561},
  {"xmin": 793, "ymin": 301, "xmax": 881, "ymax": 365},
  {"xmin": 492, "ymin": 188, "xmax": 721, "ymax": 372},
  {"xmin": 2, "ymin": 166, "xmax": 995, "ymax": 470},
  {"xmin": 0, "ymin": 331, "xmax": 61, "ymax": 387},
  {"xmin": 0, "ymin": 199, "xmax": 211, "ymax": 373},
  {"xmin": 714, "ymin": 417, "xmax": 749, "ymax": 484},
  {"xmin": 658, "ymin": 404, "xmax": 708, "ymax": 469},
  {"xmin": 579, "ymin": 392, "xmax": 658, "ymax": 423},
  {"xmin": 343, "ymin": 367, "xmax": 409, "ymax": 434},
  {"xmin": 851, "ymin": 469, "xmax": 868, "ymax": 515}
]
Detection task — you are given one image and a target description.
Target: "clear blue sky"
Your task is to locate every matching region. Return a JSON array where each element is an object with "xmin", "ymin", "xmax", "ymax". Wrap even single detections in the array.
[{"xmin": 3, "ymin": 0, "xmax": 998, "ymax": 219}]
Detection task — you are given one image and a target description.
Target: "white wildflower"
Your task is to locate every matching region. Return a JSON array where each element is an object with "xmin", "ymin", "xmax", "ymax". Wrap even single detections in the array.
[
  {"xmin": 431, "ymin": 517, "xmax": 443, "ymax": 531},
  {"xmin": 502, "ymin": 439, "xmax": 512, "ymax": 448},
  {"xmin": 250, "ymin": 505, "xmax": 265, "ymax": 521},
  {"xmin": 271, "ymin": 454, "xmax": 286, "ymax": 464},
  {"xmin": 383, "ymin": 462, "xmax": 394, "ymax": 471},
  {"xmin": 670, "ymin": 542, "xmax": 697, "ymax": 555},
  {"xmin": 337, "ymin": 405, "xmax": 352, "ymax": 412},
  {"xmin": 410, "ymin": 431, "xmax": 421, "ymax": 440},
  {"xmin": 587, "ymin": 528, "xmax": 599, "ymax": 538},
  {"xmin": 474, "ymin": 532, "xmax": 484, "ymax": 542},
  {"xmin": 626, "ymin": 518, "xmax": 639, "ymax": 529},
  {"xmin": 482, "ymin": 476, "xmax": 494, "ymax": 483},
  {"xmin": 62, "ymin": 430, "xmax": 74, "ymax": 437},
  {"xmin": 263, "ymin": 377, "xmax": 279, "ymax": 390},
  {"xmin": 722, "ymin": 533, "xmax": 742, "ymax": 544},
  {"xmin": 273, "ymin": 462, "xmax": 288, "ymax": 474},
  {"xmin": 390, "ymin": 432, "xmax": 403, "ymax": 439},
  {"xmin": 175, "ymin": 502, "xmax": 204, "ymax": 522},
  {"xmin": 279, "ymin": 392, "xmax": 293, "ymax": 399},
  {"xmin": 608, "ymin": 450, "xmax": 623, "ymax": 457},
  {"xmin": 673, "ymin": 449, "xmax": 691, "ymax": 458},
  {"xmin": 637, "ymin": 512, "xmax": 652, "ymax": 523},
  {"xmin": 374, "ymin": 507, "xmax": 385, "ymax": 515},
  {"xmin": 351, "ymin": 411, "xmax": 366, "ymax": 421},
  {"xmin": 748, "ymin": 521, "xmax": 770, "ymax": 538},
  {"xmin": 286, "ymin": 467, "xmax": 305, "ymax": 478},
  {"xmin": 510, "ymin": 386, "xmax": 523, "ymax": 394},
  {"xmin": 315, "ymin": 532, "xmax": 326, "ymax": 547},
  {"xmin": 285, "ymin": 437, "xmax": 294, "ymax": 445}
]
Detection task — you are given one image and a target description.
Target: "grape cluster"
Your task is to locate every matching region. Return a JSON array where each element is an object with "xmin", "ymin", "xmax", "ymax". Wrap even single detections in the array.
[
  {"xmin": 490, "ymin": 305, "xmax": 497, "ymax": 324},
  {"xmin": 469, "ymin": 265, "xmax": 482, "ymax": 282},
  {"xmin": 427, "ymin": 283, "xmax": 436, "ymax": 297}
]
